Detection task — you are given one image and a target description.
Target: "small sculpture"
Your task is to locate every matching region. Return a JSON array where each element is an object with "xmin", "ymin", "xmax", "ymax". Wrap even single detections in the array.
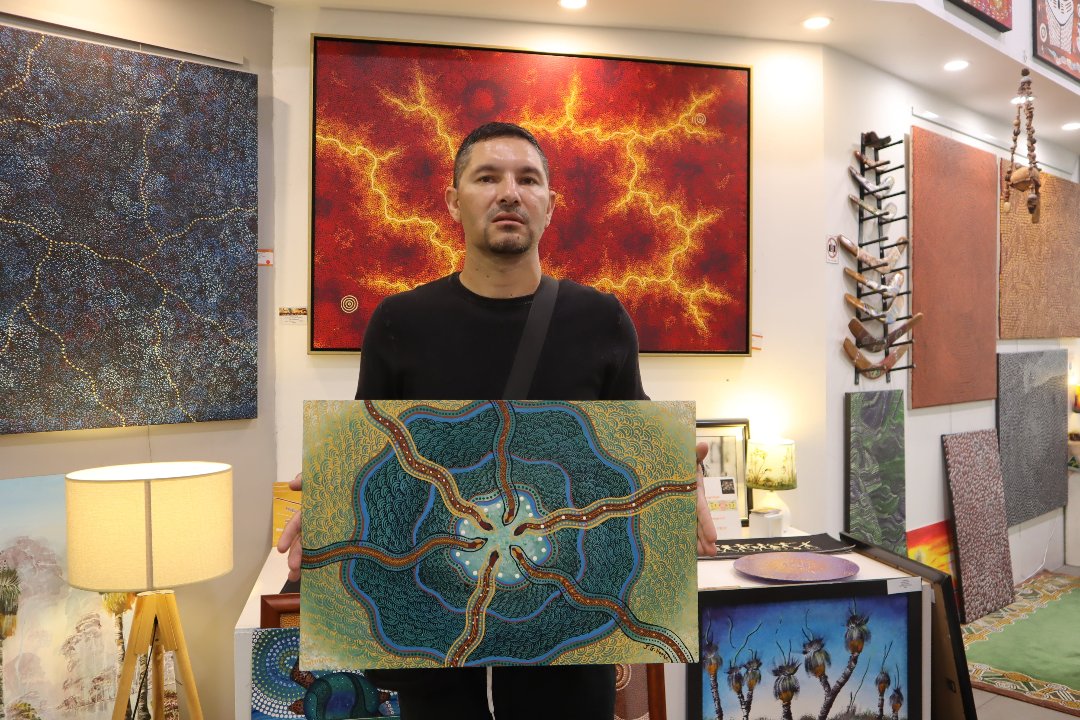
[{"xmin": 1002, "ymin": 68, "xmax": 1040, "ymax": 221}]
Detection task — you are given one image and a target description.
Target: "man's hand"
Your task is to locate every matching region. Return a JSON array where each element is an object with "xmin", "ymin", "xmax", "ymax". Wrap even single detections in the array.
[
  {"xmin": 275, "ymin": 472, "xmax": 303, "ymax": 582},
  {"xmin": 696, "ymin": 442, "xmax": 718, "ymax": 557}
]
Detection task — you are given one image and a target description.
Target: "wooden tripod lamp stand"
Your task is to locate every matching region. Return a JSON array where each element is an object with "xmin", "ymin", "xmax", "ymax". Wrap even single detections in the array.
[{"xmin": 65, "ymin": 462, "xmax": 233, "ymax": 720}]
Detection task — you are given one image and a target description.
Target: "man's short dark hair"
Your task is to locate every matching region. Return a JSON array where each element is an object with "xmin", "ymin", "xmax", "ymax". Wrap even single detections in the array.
[{"xmin": 452, "ymin": 122, "xmax": 550, "ymax": 188}]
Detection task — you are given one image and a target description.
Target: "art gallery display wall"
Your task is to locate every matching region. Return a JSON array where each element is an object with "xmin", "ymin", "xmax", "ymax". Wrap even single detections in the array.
[
  {"xmin": 0, "ymin": 0, "xmax": 277, "ymax": 717},
  {"xmin": 2, "ymin": 0, "xmax": 1080, "ymax": 718}
]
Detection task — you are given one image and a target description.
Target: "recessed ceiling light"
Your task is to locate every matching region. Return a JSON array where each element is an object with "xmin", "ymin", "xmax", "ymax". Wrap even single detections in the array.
[
  {"xmin": 1063, "ymin": 121, "xmax": 1080, "ymax": 131},
  {"xmin": 558, "ymin": 0, "xmax": 586, "ymax": 9},
  {"xmin": 944, "ymin": 59, "xmax": 969, "ymax": 72},
  {"xmin": 802, "ymin": 16, "xmax": 832, "ymax": 30}
]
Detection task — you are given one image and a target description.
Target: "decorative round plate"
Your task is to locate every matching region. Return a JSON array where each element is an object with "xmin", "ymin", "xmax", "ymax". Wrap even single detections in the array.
[{"xmin": 733, "ymin": 551, "xmax": 859, "ymax": 583}]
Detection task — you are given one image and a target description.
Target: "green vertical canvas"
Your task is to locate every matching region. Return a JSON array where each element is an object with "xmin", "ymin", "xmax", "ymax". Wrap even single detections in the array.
[
  {"xmin": 300, "ymin": 399, "xmax": 699, "ymax": 670},
  {"xmin": 845, "ymin": 390, "xmax": 907, "ymax": 554}
]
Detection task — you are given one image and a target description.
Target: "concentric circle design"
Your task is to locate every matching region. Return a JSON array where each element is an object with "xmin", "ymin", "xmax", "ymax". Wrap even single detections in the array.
[{"xmin": 340, "ymin": 294, "xmax": 359, "ymax": 313}]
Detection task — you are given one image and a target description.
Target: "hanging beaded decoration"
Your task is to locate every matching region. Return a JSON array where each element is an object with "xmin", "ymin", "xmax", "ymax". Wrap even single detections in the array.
[{"xmin": 1001, "ymin": 68, "xmax": 1040, "ymax": 221}]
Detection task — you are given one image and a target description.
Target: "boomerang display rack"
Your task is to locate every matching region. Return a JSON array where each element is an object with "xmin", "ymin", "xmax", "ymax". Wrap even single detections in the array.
[{"xmin": 844, "ymin": 130, "xmax": 916, "ymax": 384}]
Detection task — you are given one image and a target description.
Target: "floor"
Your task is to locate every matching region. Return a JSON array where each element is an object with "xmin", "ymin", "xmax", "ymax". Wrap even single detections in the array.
[{"xmin": 967, "ymin": 564, "xmax": 1079, "ymax": 719}]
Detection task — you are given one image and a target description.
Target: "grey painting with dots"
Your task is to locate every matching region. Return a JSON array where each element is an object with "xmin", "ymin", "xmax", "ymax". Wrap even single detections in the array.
[
  {"xmin": 300, "ymin": 399, "xmax": 699, "ymax": 669},
  {"xmin": 0, "ymin": 24, "xmax": 257, "ymax": 434}
]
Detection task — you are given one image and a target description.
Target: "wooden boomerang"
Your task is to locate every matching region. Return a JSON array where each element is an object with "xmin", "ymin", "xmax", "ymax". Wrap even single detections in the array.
[
  {"xmin": 848, "ymin": 313, "xmax": 924, "ymax": 352},
  {"xmin": 854, "ymin": 149, "xmax": 890, "ymax": 170},
  {"xmin": 845, "ymin": 293, "xmax": 902, "ymax": 324},
  {"xmin": 848, "ymin": 166, "xmax": 895, "ymax": 196},
  {"xmin": 843, "ymin": 338, "xmax": 909, "ymax": 379},
  {"xmin": 849, "ymin": 194, "xmax": 898, "ymax": 219},
  {"xmin": 844, "ymin": 267, "xmax": 904, "ymax": 297},
  {"xmin": 835, "ymin": 234, "xmax": 908, "ymax": 271}
]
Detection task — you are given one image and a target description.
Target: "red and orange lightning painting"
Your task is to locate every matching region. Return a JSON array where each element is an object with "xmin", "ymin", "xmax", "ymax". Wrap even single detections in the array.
[{"xmin": 310, "ymin": 38, "xmax": 750, "ymax": 354}]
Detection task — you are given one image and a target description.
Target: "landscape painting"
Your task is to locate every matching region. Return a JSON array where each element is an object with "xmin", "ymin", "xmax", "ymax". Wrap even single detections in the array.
[
  {"xmin": 0, "ymin": 474, "xmax": 175, "ymax": 719},
  {"xmin": 690, "ymin": 583, "xmax": 921, "ymax": 720},
  {"xmin": 300, "ymin": 399, "xmax": 699, "ymax": 670}
]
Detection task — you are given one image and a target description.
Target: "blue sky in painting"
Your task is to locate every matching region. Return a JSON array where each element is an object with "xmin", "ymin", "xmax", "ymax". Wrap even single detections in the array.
[
  {"xmin": 0, "ymin": 474, "xmax": 65, "ymax": 543},
  {"xmin": 700, "ymin": 592, "xmax": 913, "ymax": 720}
]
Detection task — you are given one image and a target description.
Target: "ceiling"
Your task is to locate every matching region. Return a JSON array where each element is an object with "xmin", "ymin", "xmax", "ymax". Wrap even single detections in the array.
[{"xmin": 261, "ymin": 0, "xmax": 1080, "ymax": 158}]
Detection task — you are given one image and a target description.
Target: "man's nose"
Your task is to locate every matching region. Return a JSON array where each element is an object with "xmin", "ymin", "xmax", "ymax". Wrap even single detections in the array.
[{"xmin": 497, "ymin": 178, "xmax": 522, "ymax": 204}]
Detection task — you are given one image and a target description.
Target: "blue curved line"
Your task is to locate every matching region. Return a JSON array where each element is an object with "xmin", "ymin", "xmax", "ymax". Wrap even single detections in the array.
[
  {"xmin": 464, "ymin": 619, "xmax": 618, "ymax": 665},
  {"xmin": 411, "ymin": 485, "xmax": 438, "ymax": 544},
  {"xmin": 510, "ymin": 402, "xmax": 640, "ymax": 491},
  {"xmin": 357, "ymin": 451, "xmax": 394, "ymax": 541},
  {"xmin": 340, "ymin": 558, "xmax": 446, "ymax": 662}
]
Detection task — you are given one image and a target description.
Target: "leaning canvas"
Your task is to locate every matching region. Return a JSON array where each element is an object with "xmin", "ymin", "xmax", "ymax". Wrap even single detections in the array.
[{"xmin": 300, "ymin": 399, "xmax": 699, "ymax": 670}]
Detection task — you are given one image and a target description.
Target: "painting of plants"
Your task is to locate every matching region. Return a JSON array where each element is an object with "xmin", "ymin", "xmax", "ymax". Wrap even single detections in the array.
[{"xmin": 845, "ymin": 390, "xmax": 907, "ymax": 554}]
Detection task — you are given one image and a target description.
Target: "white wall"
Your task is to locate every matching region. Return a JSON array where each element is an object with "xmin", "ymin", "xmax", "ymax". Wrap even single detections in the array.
[{"xmin": 0, "ymin": 2, "xmax": 275, "ymax": 719}]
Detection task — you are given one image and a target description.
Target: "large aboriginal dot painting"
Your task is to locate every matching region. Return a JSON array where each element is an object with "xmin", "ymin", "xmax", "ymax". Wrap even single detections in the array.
[{"xmin": 300, "ymin": 399, "xmax": 699, "ymax": 670}]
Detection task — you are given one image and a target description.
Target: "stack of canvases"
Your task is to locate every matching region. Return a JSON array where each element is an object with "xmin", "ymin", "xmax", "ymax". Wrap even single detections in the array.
[{"xmin": 843, "ymin": 120, "xmax": 1076, "ymax": 628}]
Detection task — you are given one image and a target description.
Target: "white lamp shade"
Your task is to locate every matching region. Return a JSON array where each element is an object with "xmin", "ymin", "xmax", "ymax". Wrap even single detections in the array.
[{"xmin": 66, "ymin": 461, "xmax": 233, "ymax": 592}]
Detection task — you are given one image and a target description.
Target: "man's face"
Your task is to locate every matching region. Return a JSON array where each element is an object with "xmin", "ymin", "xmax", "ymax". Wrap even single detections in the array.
[{"xmin": 445, "ymin": 137, "xmax": 556, "ymax": 257}]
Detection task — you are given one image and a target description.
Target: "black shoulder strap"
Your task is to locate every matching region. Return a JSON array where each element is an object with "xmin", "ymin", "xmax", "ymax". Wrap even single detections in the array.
[{"xmin": 503, "ymin": 275, "xmax": 559, "ymax": 400}]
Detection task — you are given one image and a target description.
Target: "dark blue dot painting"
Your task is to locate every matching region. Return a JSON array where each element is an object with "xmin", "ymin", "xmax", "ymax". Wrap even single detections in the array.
[{"xmin": 0, "ymin": 24, "xmax": 258, "ymax": 434}]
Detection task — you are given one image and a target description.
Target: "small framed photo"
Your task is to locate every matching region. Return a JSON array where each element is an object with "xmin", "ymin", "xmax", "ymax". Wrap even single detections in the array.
[{"xmin": 697, "ymin": 419, "xmax": 752, "ymax": 525}]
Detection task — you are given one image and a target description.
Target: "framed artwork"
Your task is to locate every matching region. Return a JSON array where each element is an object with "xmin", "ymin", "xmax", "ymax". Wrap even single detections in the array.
[
  {"xmin": 0, "ymin": 24, "xmax": 258, "ymax": 435},
  {"xmin": 845, "ymin": 390, "xmax": 907, "ymax": 554},
  {"xmin": 260, "ymin": 593, "xmax": 300, "ymax": 629},
  {"xmin": 696, "ymin": 419, "xmax": 752, "ymax": 525},
  {"xmin": 0, "ymin": 474, "xmax": 179, "ymax": 719},
  {"xmin": 842, "ymin": 533, "xmax": 977, "ymax": 720},
  {"xmin": 947, "ymin": 0, "xmax": 1012, "ymax": 30},
  {"xmin": 688, "ymin": 580, "xmax": 923, "ymax": 720},
  {"xmin": 310, "ymin": 37, "xmax": 751, "ymax": 354},
  {"xmin": 1034, "ymin": 0, "xmax": 1080, "ymax": 81},
  {"xmin": 300, "ymin": 399, "xmax": 699, "ymax": 671}
]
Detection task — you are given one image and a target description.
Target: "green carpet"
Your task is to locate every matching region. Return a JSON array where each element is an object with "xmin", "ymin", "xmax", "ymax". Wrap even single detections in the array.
[{"xmin": 963, "ymin": 571, "xmax": 1080, "ymax": 716}]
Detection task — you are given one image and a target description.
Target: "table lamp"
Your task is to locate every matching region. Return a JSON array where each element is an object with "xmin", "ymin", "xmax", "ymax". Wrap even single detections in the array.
[
  {"xmin": 746, "ymin": 439, "xmax": 797, "ymax": 534},
  {"xmin": 65, "ymin": 461, "xmax": 233, "ymax": 720}
]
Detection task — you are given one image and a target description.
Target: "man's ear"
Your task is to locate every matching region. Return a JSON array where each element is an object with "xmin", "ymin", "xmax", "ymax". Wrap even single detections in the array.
[
  {"xmin": 545, "ymin": 189, "xmax": 557, "ymax": 227},
  {"xmin": 445, "ymin": 185, "xmax": 461, "ymax": 222}
]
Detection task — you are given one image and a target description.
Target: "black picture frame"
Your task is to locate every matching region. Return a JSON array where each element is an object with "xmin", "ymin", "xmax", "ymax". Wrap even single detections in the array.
[
  {"xmin": 841, "ymin": 532, "xmax": 978, "ymax": 719},
  {"xmin": 946, "ymin": 0, "xmax": 1012, "ymax": 32},
  {"xmin": 696, "ymin": 418, "xmax": 752, "ymax": 525},
  {"xmin": 1033, "ymin": 0, "xmax": 1080, "ymax": 83},
  {"xmin": 688, "ymin": 578, "xmax": 923, "ymax": 720}
]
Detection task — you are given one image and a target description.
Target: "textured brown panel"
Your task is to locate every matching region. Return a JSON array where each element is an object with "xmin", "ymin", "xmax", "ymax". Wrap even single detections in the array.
[
  {"xmin": 942, "ymin": 429, "xmax": 1014, "ymax": 623},
  {"xmin": 999, "ymin": 163, "xmax": 1080, "ymax": 338},
  {"xmin": 909, "ymin": 127, "xmax": 998, "ymax": 408}
]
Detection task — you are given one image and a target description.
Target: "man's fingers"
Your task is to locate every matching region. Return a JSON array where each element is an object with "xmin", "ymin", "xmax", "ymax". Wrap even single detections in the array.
[
  {"xmin": 277, "ymin": 508, "xmax": 301, "ymax": 553},
  {"xmin": 287, "ymin": 539, "xmax": 302, "ymax": 583},
  {"xmin": 691, "ymin": 464, "xmax": 717, "ymax": 561},
  {"xmin": 289, "ymin": 471, "xmax": 303, "ymax": 491}
]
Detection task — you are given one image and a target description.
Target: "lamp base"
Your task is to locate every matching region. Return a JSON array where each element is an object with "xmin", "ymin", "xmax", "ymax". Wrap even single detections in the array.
[{"xmin": 112, "ymin": 590, "xmax": 203, "ymax": 720}]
